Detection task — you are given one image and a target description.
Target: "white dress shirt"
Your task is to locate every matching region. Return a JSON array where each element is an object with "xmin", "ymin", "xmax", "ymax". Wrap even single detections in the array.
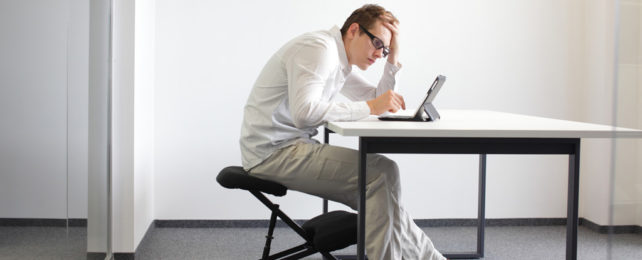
[{"xmin": 240, "ymin": 26, "xmax": 400, "ymax": 170}]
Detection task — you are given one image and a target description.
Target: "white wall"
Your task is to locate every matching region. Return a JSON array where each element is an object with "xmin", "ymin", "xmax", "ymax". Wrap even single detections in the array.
[
  {"xmin": 153, "ymin": 0, "xmax": 613, "ymax": 221},
  {"xmin": 68, "ymin": 0, "xmax": 90, "ymax": 220},
  {"xmin": 0, "ymin": 0, "xmax": 88, "ymax": 219}
]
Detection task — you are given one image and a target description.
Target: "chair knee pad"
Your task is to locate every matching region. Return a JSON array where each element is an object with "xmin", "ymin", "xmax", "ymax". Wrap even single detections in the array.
[{"xmin": 302, "ymin": 210, "xmax": 358, "ymax": 252}]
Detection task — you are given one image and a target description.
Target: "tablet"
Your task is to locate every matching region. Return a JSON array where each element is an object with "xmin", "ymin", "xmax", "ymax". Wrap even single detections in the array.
[{"xmin": 378, "ymin": 75, "xmax": 446, "ymax": 121}]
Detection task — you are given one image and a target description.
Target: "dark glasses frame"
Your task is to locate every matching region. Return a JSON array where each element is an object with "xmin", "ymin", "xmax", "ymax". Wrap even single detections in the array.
[{"xmin": 359, "ymin": 24, "xmax": 390, "ymax": 58}]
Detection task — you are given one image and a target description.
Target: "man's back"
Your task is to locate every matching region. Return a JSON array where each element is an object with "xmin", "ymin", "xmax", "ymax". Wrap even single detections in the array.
[{"xmin": 240, "ymin": 27, "xmax": 346, "ymax": 170}]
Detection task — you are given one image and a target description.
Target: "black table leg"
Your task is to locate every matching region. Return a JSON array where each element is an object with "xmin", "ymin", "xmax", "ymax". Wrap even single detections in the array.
[
  {"xmin": 477, "ymin": 154, "xmax": 486, "ymax": 257},
  {"xmin": 443, "ymin": 154, "xmax": 486, "ymax": 259},
  {"xmin": 566, "ymin": 140, "xmax": 580, "ymax": 260},
  {"xmin": 358, "ymin": 138, "xmax": 367, "ymax": 260},
  {"xmin": 323, "ymin": 129, "xmax": 331, "ymax": 214}
]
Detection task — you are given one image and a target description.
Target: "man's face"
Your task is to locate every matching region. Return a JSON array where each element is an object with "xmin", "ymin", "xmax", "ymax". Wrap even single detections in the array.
[{"xmin": 350, "ymin": 20, "xmax": 391, "ymax": 70}]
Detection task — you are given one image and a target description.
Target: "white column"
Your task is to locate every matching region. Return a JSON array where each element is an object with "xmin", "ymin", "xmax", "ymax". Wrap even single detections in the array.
[
  {"xmin": 88, "ymin": 0, "xmax": 111, "ymax": 253},
  {"xmin": 106, "ymin": 0, "xmax": 156, "ymax": 253}
]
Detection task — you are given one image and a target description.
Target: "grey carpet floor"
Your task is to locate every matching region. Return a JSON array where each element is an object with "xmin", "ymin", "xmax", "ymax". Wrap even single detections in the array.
[
  {"xmin": 0, "ymin": 227, "xmax": 86, "ymax": 260},
  {"xmin": 1, "ymin": 225, "xmax": 641, "ymax": 259},
  {"xmin": 134, "ymin": 225, "xmax": 642, "ymax": 260}
]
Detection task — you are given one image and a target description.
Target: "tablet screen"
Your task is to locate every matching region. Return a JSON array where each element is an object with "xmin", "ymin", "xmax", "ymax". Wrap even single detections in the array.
[{"xmin": 412, "ymin": 75, "xmax": 446, "ymax": 119}]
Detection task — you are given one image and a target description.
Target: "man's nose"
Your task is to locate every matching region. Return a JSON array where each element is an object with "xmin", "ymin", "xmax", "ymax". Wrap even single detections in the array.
[{"xmin": 373, "ymin": 48, "xmax": 384, "ymax": 59}]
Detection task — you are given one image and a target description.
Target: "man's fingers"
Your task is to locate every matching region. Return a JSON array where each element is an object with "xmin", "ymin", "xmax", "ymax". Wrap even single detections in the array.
[
  {"xmin": 392, "ymin": 92, "xmax": 405, "ymax": 110},
  {"xmin": 389, "ymin": 100, "xmax": 399, "ymax": 112},
  {"xmin": 380, "ymin": 90, "xmax": 404, "ymax": 113},
  {"xmin": 383, "ymin": 14, "xmax": 398, "ymax": 26},
  {"xmin": 383, "ymin": 18, "xmax": 399, "ymax": 33},
  {"xmin": 383, "ymin": 22, "xmax": 398, "ymax": 34},
  {"xmin": 392, "ymin": 97, "xmax": 401, "ymax": 111}
]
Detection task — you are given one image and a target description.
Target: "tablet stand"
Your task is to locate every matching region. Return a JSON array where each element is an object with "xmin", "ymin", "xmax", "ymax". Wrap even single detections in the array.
[{"xmin": 423, "ymin": 102, "xmax": 440, "ymax": 121}]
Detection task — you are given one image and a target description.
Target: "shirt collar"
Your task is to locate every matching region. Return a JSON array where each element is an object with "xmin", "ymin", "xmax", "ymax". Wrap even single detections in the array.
[{"xmin": 330, "ymin": 26, "xmax": 351, "ymax": 74}]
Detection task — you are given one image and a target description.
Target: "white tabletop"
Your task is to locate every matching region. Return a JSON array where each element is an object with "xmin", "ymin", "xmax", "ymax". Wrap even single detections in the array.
[{"xmin": 326, "ymin": 110, "xmax": 642, "ymax": 139}]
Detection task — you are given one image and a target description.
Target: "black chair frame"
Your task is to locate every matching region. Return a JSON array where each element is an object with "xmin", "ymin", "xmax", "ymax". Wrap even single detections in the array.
[{"xmin": 249, "ymin": 189, "xmax": 339, "ymax": 260}]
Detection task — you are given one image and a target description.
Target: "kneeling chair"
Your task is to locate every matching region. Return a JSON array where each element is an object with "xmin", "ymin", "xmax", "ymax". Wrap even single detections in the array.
[{"xmin": 217, "ymin": 166, "xmax": 358, "ymax": 260}]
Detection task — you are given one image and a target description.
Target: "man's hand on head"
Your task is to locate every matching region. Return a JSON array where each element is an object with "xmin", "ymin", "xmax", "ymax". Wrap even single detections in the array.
[
  {"xmin": 367, "ymin": 90, "xmax": 406, "ymax": 115},
  {"xmin": 383, "ymin": 16, "xmax": 400, "ymax": 67}
]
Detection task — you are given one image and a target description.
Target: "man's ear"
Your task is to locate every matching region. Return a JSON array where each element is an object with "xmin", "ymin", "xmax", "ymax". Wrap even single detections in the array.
[{"xmin": 346, "ymin": 23, "xmax": 359, "ymax": 40}]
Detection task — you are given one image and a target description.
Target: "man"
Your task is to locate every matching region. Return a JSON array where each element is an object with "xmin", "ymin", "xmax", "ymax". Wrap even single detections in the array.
[{"xmin": 240, "ymin": 4, "xmax": 446, "ymax": 260}]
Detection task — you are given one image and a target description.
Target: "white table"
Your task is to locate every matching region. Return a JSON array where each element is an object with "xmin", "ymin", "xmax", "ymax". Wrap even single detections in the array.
[{"xmin": 323, "ymin": 110, "xmax": 642, "ymax": 260}]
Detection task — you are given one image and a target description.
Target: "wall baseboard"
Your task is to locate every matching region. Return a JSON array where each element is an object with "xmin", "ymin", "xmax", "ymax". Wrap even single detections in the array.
[
  {"xmin": 86, "ymin": 253, "xmax": 107, "ymax": 260},
  {"xmin": 2, "ymin": 217, "xmax": 640, "ymax": 236},
  {"xmin": 414, "ymin": 218, "xmax": 568, "ymax": 227},
  {"xmin": 0, "ymin": 218, "xmax": 86, "ymax": 227},
  {"xmin": 153, "ymin": 217, "xmax": 642, "ymax": 234},
  {"xmin": 154, "ymin": 218, "xmax": 570, "ymax": 229},
  {"xmin": 113, "ymin": 253, "xmax": 135, "ymax": 260},
  {"xmin": 579, "ymin": 218, "xmax": 642, "ymax": 234}
]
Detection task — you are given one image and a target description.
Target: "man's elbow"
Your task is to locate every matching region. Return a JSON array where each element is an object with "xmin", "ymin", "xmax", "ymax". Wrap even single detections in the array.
[
  {"xmin": 292, "ymin": 106, "xmax": 323, "ymax": 128},
  {"xmin": 292, "ymin": 113, "xmax": 316, "ymax": 129}
]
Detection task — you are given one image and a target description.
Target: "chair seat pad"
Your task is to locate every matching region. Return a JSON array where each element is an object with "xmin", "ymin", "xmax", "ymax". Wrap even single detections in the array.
[
  {"xmin": 302, "ymin": 210, "xmax": 358, "ymax": 252},
  {"xmin": 216, "ymin": 166, "xmax": 287, "ymax": 196}
]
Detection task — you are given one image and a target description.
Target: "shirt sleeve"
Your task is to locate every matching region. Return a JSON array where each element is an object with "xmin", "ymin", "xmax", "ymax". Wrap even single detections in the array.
[
  {"xmin": 340, "ymin": 61, "xmax": 401, "ymax": 101},
  {"xmin": 285, "ymin": 41, "xmax": 371, "ymax": 129}
]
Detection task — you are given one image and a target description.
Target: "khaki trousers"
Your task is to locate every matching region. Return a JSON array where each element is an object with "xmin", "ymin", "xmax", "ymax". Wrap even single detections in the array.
[{"xmin": 249, "ymin": 142, "xmax": 445, "ymax": 260}]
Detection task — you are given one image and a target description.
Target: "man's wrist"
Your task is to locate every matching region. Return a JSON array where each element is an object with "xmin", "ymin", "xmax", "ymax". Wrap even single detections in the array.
[
  {"xmin": 386, "ymin": 59, "xmax": 401, "ymax": 72},
  {"xmin": 387, "ymin": 56, "xmax": 395, "ymax": 65},
  {"xmin": 366, "ymin": 100, "xmax": 375, "ymax": 115},
  {"xmin": 387, "ymin": 52, "xmax": 400, "ymax": 67}
]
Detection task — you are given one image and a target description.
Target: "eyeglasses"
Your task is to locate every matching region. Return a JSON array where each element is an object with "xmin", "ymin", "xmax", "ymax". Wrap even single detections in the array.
[{"xmin": 359, "ymin": 24, "xmax": 390, "ymax": 58}]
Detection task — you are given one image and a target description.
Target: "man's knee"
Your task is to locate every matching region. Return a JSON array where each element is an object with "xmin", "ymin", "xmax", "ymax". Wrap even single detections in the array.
[{"xmin": 370, "ymin": 155, "xmax": 400, "ymax": 189}]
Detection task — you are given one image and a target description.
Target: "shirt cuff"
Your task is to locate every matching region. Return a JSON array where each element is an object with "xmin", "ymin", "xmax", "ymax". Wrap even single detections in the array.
[
  {"xmin": 385, "ymin": 61, "xmax": 401, "ymax": 74},
  {"xmin": 350, "ymin": 101, "xmax": 371, "ymax": 120}
]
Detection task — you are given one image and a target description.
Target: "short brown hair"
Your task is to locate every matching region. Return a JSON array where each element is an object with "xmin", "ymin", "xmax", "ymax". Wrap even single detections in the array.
[{"xmin": 340, "ymin": 4, "xmax": 399, "ymax": 36}]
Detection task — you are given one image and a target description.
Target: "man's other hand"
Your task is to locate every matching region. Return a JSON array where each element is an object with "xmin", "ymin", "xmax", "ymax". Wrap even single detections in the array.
[
  {"xmin": 383, "ymin": 16, "xmax": 400, "ymax": 67},
  {"xmin": 367, "ymin": 90, "xmax": 406, "ymax": 115}
]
